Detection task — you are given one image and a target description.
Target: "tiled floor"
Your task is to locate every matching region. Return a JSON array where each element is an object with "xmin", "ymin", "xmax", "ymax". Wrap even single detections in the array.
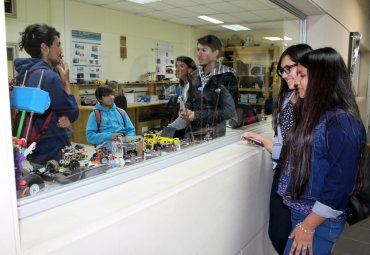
[
  {"xmin": 333, "ymin": 128, "xmax": 370, "ymax": 255},
  {"xmin": 333, "ymin": 217, "xmax": 370, "ymax": 255}
]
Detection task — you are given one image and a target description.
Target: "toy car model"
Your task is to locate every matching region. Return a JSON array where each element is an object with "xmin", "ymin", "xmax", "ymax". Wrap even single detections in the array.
[{"xmin": 143, "ymin": 131, "xmax": 180, "ymax": 152}]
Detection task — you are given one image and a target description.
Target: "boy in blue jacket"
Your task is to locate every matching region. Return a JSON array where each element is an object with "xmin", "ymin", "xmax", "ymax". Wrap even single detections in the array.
[{"xmin": 86, "ymin": 86, "xmax": 136, "ymax": 145}]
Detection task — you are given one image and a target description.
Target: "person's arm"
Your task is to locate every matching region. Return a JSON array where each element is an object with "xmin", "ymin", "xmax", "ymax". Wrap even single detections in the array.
[
  {"xmin": 56, "ymin": 59, "xmax": 72, "ymax": 95},
  {"xmin": 288, "ymin": 212, "xmax": 325, "ymax": 255},
  {"xmin": 241, "ymin": 132, "xmax": 273, "ymax": 153},
  {"xmin": 86, "ymin": 112, "xmax": 112, "ymax": 144},
  {"xmin": 45, "ymin": 73, "xmax": 79, "ymax": 123},
  {"xmin": 122, "ymin": 111, "xmax": 136, "ymax": 136},
  {"xmin": 316, "ymin": 114, "xmax": 364, "ymax": 212},
  {"xmin": 222, "ymin": 72, "xmax": 238, "ymax": 106}
]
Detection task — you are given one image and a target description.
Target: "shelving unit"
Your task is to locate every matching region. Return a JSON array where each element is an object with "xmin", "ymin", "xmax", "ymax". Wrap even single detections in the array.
[{"xmin": 223, "ymin": 46, "xmax": 280, "ymax": 114}]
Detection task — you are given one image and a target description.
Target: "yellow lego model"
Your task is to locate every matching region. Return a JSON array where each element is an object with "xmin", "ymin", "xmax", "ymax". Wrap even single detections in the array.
[{"xmin": 143, "ymin": 131, "xmax": 180, "ymax": 151}]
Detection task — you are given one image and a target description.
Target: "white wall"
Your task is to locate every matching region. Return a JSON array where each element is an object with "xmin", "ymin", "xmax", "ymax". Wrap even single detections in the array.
[
  {"xmin": 306, "ymin": 15, "xmax": 349, "ymax": 58},
  {"xmin": 311, "ymin": 0, "xmax": 370, "ymax": 51}
]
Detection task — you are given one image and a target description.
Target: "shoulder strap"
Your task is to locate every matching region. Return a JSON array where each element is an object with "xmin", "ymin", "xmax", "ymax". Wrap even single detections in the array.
[
  {"xmin": 24, "ymin": 68, "xmax": 47, "ymax": 86},
  {"xmin": 116, "ymin": 107, "xmax": 125, "ymax": 128},
  {"xmin": 32, "ymin": 110, "xmax": 54, "ymax": 143},
  {"xmin": 94, "ymin": 109, "xmax": 102, "ymax": 133},
  {"xmin": 94, "ymin": 107, "xmax": 125, "ymax": 133},
  {"xmin": 25, "ymin": 68, "xmax": 52, "ymax": 143}
]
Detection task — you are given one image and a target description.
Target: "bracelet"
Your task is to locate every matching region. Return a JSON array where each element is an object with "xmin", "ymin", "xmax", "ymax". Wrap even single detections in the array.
[{"xmin": 296, "ymin": 222, "xmax": 315, "ymax": 234}]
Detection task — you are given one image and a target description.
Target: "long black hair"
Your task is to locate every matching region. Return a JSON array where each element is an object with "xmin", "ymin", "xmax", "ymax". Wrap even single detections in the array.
[
  {"xmin": 272, "ymin": 44, "xmax": 312, "ymax": 135},
  {"xmin": 284, "ymin": 47, "xmax": 366, "ymax": 196},
  {"xmin": 19, "ymin": 24, "xmax": 60, "ymax": 58}
]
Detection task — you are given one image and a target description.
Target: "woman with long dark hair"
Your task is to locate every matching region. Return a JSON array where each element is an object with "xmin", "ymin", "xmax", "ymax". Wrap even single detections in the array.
[
  {"xmin": 279, "ymin": 47, "xmax": 366, "ymax": 254},
  {"xmin": 242, "ymin": 44, "xmax": 312, "ymax": 255}
]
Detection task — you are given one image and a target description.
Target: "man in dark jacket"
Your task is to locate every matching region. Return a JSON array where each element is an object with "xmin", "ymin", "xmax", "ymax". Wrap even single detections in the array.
[
  {"xmin": 14, "ymin": 24, "xmax": 79, "ymax": 165},
  {"xmin": 182, "ymin": 35, "xmax": 237, "ymax": 139}
]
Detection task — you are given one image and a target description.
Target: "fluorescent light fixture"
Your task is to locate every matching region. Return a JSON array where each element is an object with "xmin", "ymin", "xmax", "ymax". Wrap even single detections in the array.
[
  {"xmin": 127, "ymin": 0, "xmax": 161, "ymax": 4},
  {"xmin": 264, "ymin": 37, "xmax": 284, "ymax": 41},
  {"xmin": 198, "ymin": 15, "xmax": 224, "ymax": 24},
  {"xmin": 221, "ymin": 24, "xmax": 250, "ymax": 31},
  {"xmin": 283, "ymin": 36, "xmax": 292, "ymax": 40}
]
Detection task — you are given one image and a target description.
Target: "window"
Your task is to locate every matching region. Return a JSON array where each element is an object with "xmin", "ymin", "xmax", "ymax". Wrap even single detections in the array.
[
  {"xmin": 6, "ymin": 0, "xmax": 304, "ymax": 217},
  {"xmin": 4, "ymin": 0, "xmax": 16, "ymax": 17}
]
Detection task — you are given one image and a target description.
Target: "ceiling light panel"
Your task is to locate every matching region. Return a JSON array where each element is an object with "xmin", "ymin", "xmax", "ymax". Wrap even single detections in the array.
[
  {"xmin": 221, "ymin": 24, "xmax": 250, "ymax": 31},
  {"xmin": 127, "ymin": 0, "xmax": 161, "ymax": 4},
  {"xmin": 198, "ymin": 15, "xmax": 224, "ymax": 24},
  {"xmin": 264, "ymin": 37, "xmax": 283, "ymax": 41}
]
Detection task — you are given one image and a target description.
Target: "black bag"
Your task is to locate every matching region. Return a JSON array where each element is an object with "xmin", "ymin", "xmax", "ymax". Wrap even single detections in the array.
[{"xmin": 346, "ymin": 148, "xmax": 370, "ymax": 225}]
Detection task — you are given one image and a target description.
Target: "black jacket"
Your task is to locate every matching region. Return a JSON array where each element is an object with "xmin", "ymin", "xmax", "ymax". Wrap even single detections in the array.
[{"xmin": 186, "ymin": 70, "xmax": 237, "ymax": 138}]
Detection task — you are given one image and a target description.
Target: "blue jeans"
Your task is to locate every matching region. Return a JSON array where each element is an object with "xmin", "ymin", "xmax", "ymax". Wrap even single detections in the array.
[{"xmin": 283, "ymin": 209, "xmax": 345, "ymax": 255}]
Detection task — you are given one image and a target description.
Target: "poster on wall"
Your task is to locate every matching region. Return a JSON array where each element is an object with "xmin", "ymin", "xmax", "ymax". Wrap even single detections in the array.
[
  {"xmin": 71, "ymin": 30, "xmax": 102, "ymax": 83},
  {"xmin": 155, "ymin": 41, "xmax": 175, "ymax": 81}
]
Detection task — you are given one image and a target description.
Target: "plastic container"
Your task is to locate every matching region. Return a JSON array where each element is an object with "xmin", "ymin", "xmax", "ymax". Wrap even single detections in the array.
[{"xmin": 10, "ymin": 87, "xmax": 50, "ymax": 114}]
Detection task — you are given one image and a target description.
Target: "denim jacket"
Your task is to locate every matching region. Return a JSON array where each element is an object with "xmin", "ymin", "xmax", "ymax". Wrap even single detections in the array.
[{"xmin": 279, "ymin": 109, "xmax": 366, "ymax": 219}]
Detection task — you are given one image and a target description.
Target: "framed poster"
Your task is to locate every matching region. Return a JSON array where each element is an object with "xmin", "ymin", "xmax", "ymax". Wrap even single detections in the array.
[
  {"xmin": 70, "ymin": 30, "xmax": 102, "ymax": 83},
  {"xmin": 155, "ymin": 41, "xmax": 175, "ymax": 81}
]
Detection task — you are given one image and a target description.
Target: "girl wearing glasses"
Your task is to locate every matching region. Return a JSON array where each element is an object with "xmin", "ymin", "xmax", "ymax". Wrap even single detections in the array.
[
  {"xmin": 242, "ymin": 44, "xmax": 312, "ymax": 255},
  {"xmin": 279, "ymin": 47, "xmax": 366, "ymax": 254}
]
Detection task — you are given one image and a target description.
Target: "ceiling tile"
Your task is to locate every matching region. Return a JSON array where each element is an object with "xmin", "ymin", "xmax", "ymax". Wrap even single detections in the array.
[
  {"xmin": 145, "ymin": 10, "xmax": 178, "ymax": 20},
  {"xmin": 76, "ymin": 0, "xmax": 119, "ymax": 5},
  {"xmin": 232, "ymin": 0, "xmax": 271, "ymax": 11},
  {"xmin": 246, "ymin": 21, "xmax": 283, "ymax": 30},
  {"xmin": 161, "ymin": 0, "xmax": 199, "ymax": 8},
  {"xmin": 162, "ymin": 8, "xmax": 196, "ymax": 18},
  {"xmin": 143, "ymin": 2, "xmax": 176, "ymax": 11},
  {"xmin": 251, "ymin": 9, "xmax": 286, "ymax": 20},
  {"xmin": 256, "ymin": 0, "xmax": 281, "ymax": 8},
  {"xmin": 210, "ymin": 2, "xmax": 243, "ymax": 12},
  {"xmin": 183, "ymin": 5, "xmax": 220, "ymax": 15},
  {"xmin": 105, "ymin": 1, "xmax": 153, "ymax": 13},
  {"xmin": 190, "ymin": 0, "xmax": 225, "ymax": 4},
  {"xmin": 211, "ymin": 14, "xmax": 240, "ymax": 23},
  {"xmin": 231, "ymin": 11, "xmax": 265, "ymax": 23}
]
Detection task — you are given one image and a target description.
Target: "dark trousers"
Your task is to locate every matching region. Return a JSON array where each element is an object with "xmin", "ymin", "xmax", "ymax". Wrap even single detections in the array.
[{"xmin": 268, "ymin": 165, "xmax": 292, "ymax": 255}]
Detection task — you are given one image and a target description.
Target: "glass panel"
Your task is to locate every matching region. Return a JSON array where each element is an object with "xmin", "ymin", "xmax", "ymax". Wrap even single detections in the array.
[{"xmin": 6, "ymin": 0, "xmax": 302, "ymax": 214}]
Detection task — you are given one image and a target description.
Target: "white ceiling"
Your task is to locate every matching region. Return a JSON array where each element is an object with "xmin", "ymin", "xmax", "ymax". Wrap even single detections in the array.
[{"xmin": 74, "ymin": 0, "xmax": 299, "ymax": 31}]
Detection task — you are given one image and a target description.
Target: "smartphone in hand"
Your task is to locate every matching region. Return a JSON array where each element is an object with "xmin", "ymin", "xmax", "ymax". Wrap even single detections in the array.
[{"xmin": 243, "ymin": 137, "xmax": 264, "ymax": 147}]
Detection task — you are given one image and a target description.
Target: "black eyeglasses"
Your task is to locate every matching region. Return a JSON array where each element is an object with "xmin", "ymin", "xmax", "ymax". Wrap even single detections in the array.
[{"xmin": 277, "ymin": 63, "xmax": 297, "ymax": 77}]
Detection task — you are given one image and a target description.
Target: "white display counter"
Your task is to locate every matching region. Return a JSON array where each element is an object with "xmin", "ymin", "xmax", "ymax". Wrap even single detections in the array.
[{"xmin": 18, "ymin": 123, "xmax": 277, "ymax": 255}]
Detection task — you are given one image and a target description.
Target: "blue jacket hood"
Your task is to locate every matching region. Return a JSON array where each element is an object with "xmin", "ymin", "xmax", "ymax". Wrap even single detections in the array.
[{"xmin": 14, "ymin": 58, "xmax": 52, "ymax": 82}]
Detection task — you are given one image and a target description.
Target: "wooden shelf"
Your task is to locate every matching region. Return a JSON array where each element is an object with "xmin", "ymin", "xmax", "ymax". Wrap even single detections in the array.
[{"xmin": 223, "ymin": 46, "xmax": 279, "ymax": 115}]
